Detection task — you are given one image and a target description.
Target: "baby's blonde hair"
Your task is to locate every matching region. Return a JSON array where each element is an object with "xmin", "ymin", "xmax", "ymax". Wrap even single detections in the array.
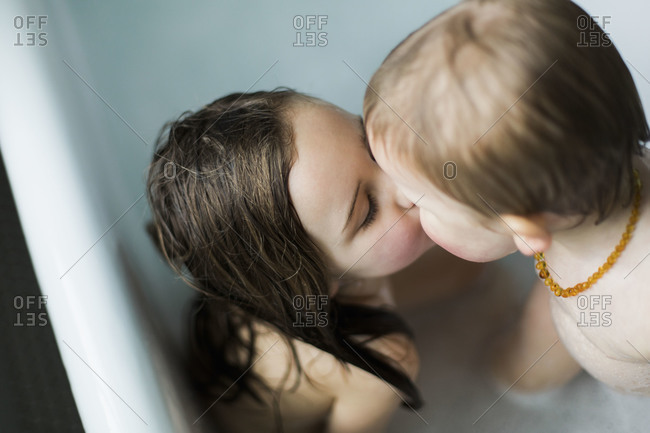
[{"xmin": 364, "ymin": 0, "xmax": 648, "ymax": 220}]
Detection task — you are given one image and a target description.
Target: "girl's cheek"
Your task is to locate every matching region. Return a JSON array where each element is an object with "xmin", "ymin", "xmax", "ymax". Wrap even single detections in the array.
[{"xmin": 368, "ymin": 215, "xmax": 428, "ymax": 272}]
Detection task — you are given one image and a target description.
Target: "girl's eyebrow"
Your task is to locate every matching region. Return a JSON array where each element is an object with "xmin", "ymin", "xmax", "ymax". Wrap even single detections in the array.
[{"xmin": 342, "ymin": 181, "xmax": 361, "ymax": 234}]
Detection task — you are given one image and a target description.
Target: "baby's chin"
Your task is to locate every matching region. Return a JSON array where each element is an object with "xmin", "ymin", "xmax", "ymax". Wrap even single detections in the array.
[
  {"xmin": 421, "ymin": 224, "xmax": 508, "ymax": 263},
  {"xmin": 434, "ymin": 237, "xmax": 514, "ymax": 263}
]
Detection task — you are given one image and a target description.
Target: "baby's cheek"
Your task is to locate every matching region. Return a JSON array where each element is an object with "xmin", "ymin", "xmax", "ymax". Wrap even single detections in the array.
[
  {"xmin": 419, "ymin": 211, "xmax": 469, "ymax": 259},
  {"xmin": 420, "ymin": 211, "xmax": 441, "ymax": 243}
]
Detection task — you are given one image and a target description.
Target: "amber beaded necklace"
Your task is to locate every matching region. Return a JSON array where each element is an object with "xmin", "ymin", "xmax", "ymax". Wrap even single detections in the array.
[{"xmin": 535, "ymin": 170, "xmax": 642, "ymax": 298}]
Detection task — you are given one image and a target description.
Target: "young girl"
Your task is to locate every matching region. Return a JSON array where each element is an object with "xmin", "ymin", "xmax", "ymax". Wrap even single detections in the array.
[{"xmin": 146, "ymin": 89, "xmax": 436, "ymax": 432}]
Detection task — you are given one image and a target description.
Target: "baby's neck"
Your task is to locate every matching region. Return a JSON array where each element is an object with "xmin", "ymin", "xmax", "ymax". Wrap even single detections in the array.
[
  {"xmin": 549, "ymin": 203, "xmax": 631, "ymax": 259},
  {"xmin": 543, "ymin": 158, "xmax": 650, "ymax": 286}
]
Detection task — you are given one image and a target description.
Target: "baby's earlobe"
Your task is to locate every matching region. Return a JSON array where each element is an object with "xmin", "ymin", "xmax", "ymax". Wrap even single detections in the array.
[
  {"xmin": 500, "ymin": 214, "xmax": 552, "ymax": 256},
  {"xmin": 513, "ymin": 234, "xmax": 550, "ymax": 256}
]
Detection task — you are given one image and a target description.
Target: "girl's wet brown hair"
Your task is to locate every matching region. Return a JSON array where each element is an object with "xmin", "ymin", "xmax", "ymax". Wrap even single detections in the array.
[{"xmin": 146, "ymin": 89, "xmax": 421, "ymax": 420}]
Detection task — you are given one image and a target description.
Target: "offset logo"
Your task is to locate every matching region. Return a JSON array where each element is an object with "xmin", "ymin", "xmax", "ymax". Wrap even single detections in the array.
[
  {"xmin": 443, "ymin": 161, "xmax": 457, "ymax": 180},
  {"xmin": 14, "ymin": 15, "xmax": 48, "ymax": 47},
  {"xmin": 577, "ymin": 15, "xmax": 612, "ymax": 48},
  {"xmin": 14, "ymin": 295, "xmax": 48, "ymax": 327},
  {"xmin": 292, "ymin": 295, "xmax": 328, "ymax": 327},
  {"xmin": 293, "ymin": 15, "xmax": 328, "ymax": 47},
  {"xmin": 576, "ymin": 294, "xmax": 612, "ymax": 327}
]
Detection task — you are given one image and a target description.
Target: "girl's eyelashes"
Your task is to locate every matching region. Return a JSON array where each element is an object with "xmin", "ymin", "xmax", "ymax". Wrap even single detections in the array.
[
  {"xmin": 364, "ymin": 134, "xmax": 376, "ymax": 162},
  {"xmin": 360, "ymin": 123, "xmax": 376, "ymax": 162},
  {"xmin": 360, "ymin": 193, "xmax": 378, "ymax": 230}
]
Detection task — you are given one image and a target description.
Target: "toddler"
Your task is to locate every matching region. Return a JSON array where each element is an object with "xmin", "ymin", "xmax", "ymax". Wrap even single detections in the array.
[{"xmin": 364, "ymin": 0, "xmax": 650, "ymax": 394}]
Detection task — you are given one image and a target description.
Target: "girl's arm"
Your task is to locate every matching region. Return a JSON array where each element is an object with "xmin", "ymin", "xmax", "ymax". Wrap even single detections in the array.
[
  {"xmin": 324, "ymin": 277, "xmax": 419, "ymax": 432},
  {"xmin": 252, "ymin": 277, "xmax": 419, "ymax": 432},
  {"xmin": 324, "ymin": 332, "xmax": 419, "ymax": 433}
]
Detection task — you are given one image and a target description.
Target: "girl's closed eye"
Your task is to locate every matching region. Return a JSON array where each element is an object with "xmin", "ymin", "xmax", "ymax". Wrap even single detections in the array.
[{"xmin": 361, "ymin": 193, "xmax": 378, "ymax": 229}]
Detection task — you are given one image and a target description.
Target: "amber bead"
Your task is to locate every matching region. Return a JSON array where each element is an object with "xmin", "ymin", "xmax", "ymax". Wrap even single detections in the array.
[{"xmin": 535, "ymin": 170, "xmax": 641, "ymax": 298}]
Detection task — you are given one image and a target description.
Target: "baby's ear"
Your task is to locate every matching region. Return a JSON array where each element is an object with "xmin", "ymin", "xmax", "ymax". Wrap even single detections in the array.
[{"xmin": 500, "ymin": 214, "xmax": 552, "ymax": 256}]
